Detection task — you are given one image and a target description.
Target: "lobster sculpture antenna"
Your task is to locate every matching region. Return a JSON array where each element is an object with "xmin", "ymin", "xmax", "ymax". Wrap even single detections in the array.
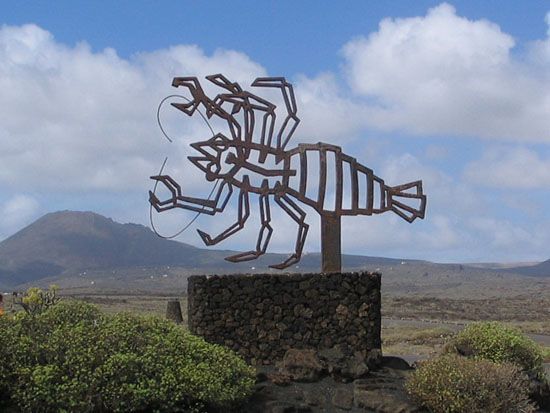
[{"xmin": 149, "ymin": 74, "xmax": 427, "ymax": 273}]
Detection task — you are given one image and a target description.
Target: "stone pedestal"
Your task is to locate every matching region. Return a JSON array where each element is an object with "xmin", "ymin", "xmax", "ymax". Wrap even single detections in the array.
[{"xmin": 187, "ymin": 271, "xmax": 381, "ymax": 365}]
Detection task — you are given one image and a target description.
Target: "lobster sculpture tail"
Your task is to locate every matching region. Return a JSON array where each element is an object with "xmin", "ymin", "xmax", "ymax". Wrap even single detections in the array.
[
  {"xmin": 387, "ymin": 181, "xmax": 427, "ymax": 223},
  {"xmin": 151, "ymin": 74, "xmax": 428, "ymax": 272}
]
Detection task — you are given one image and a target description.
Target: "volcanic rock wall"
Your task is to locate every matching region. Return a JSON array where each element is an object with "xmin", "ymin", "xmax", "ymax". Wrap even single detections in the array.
[{"xmin": 187, "ymin": 271, "xmax": 381, "ymax": 364}]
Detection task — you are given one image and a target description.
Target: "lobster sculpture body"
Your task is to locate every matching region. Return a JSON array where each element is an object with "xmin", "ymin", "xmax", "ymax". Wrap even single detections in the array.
[{"xmin": 149, "ymin": 75, "xmax": 426, "ymax": 270}]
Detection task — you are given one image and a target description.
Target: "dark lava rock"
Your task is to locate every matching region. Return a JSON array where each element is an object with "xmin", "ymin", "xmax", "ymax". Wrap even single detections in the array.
[
  {"xmin": 302, "ymin": 389, "xmax": 327, "ymax": 407},
  {"xmin": 256, "ymin": 371, "xmax": 269, "ymax": 383},
  {"xmin": 318, "ymin": 344, "xmax": 369, "ymax": 381},
  {"xmin": 380, "ymin": 356, "xmax": 413, "ymax": 371},
  {"xmin": 264, "ymin": 401, "xmax": 313, "ymax": 413},
  {"xmin": 267, "ymin": 371, "xmax": 293, "ymax": 387},
  {"xmin": 242, "ymin": 356, "xmax": 425, "ymax": 413},
  {"xmin": 281, "ymin": 349, "xmax": 324, "ymax": 382},
  {"xmin": 332, "ymin": 386, "xmax": 354, "ymax": 410},
  {"xmin": 529, "ymin": 376, "xmax": 550, "ymax": 411},
  {"xmin": 365, "ymin": 349, "xmax": 383, "ymax": 370},
  {"xmin": 354, "ymin": 378, "xmax": 421, "ymax": 412}
]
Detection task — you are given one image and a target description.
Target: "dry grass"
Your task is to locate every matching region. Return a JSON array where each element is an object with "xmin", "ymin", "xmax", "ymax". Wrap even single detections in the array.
[
  {"xmin": 67, "ymin": 294, "xmax": 188, "ymax": 324},
  {"xmin": 381, "ymin": 294, "xmax": 550, "ymax": 355},
  {"xmin": 383, "ymin": 295, "xmax": 550, "ymax": 332},
  {"xmin": 509, "ymin": 321, "xmax": 550, "ymax": 336},
  {"xmin": 2, "ymin": 292, "xmax": 188, "ymax": 324},
  {"xmin": 382, "ymin": 325, "xmax": 455, "ymax": 356}
]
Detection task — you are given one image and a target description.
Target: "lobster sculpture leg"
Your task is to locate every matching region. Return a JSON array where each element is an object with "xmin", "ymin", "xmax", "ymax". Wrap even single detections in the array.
[{"xmin": 150, "ymin": 75, "xmax": 427, "ymax": 271}]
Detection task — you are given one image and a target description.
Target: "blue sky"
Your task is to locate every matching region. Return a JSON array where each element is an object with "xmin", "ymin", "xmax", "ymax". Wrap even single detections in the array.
[
  {"xmin": 4, "ymin": 1, "xmax": 549, "ymax": 73},
  {"xmin": 0, "ymin": 1, "xmax": 549, "ymax": 263}
]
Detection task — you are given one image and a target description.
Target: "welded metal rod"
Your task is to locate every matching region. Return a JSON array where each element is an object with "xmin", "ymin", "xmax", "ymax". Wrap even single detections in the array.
[
  {"xmin": 321, "ymin": 214, "xmax": 341, "ymax": 273},
  {"xmin": 149, "ymin": 74, "xmax": 427, "ymax": 271}
]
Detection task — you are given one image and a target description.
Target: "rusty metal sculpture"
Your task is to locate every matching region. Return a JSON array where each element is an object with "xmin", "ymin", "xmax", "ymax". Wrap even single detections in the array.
[{"xmin": 149, "ymin": 74, "xmax": 426, "ymax": 272}]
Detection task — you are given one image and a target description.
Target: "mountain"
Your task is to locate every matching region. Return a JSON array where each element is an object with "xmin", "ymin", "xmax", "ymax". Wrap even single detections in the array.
[
  {"xmin": 0, "ymin": 210, "xmax": 547, "ymax": 292},
  {"xmin": 0, "ymin": 210, "xmax": 229, "ymax": 286},
  {"xmin": 0, "ymin": 210, "xmax": 426, "ymax": 289},
  {"xmin": 505, "ymin": 259, "xmax": 550, "ymax": 277}
]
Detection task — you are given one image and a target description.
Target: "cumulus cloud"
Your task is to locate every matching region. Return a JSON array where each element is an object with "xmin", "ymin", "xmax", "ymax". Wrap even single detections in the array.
[
  {"xmin": 464, "ymin": 146, "xmax": 550, "ymax": 189},
  {"xmin": 342, "ymin": 3, "xmax": 550, "ymax": 142},
  {"xmin": 292, "ymin": 73, "xmax": 369, "ymax": 142},
  {"xmin": 1, "ymin": 15, "xmax": 549, "ymax": 263},
  {"xmin": 334, "ymin": 151, "xmax": 475, "ymax": 259},
  {"xmin": 527, "ymin": 11, "xmax": 550, "ymax": 67},
  {"xmin": 2, "ymin": 15, "xmax": 549, "ymax": 198},
  {"xmin": 0, "ymin": 194, "xmax": 40, "ymax": 237},
  {"xmin": 0, "ymin": 24, "xmax": 266, "ymax": 193},
  {"xmin": 467, "ymin": 216, "xmax": 547, "ymax": 252},
  {"xmin": 359, "ymin": 150, "xmax": 544, "ymax": 261},
  {"xmin": 381, "ymin": 152, "xmax": 481, "ymax": 215}
]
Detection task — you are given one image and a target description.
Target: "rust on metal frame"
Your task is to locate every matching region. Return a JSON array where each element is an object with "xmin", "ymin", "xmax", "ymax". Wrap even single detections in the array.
[{"xmin": 149, "ymin": 74, "xmax": 427, "ymax": 272}]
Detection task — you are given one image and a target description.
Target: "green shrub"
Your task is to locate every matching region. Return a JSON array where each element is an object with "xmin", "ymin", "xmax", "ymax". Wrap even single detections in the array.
[
  {"xmin": 0, "ymin": 315, "xmax": 19, "ymax": 401},
  {"xmin": 0, "ymin": 300, "xmax": 255, "ymax": 412},
  {"xmin": 445, "ymin": 321, "xmax": 545, "ymax": 379},
  {"xmin": 13, "ymin": 285, "xmax": 60, "ymax": 316},
  {"xmin": 406, "ymin": 354, "xmax": 535, "ymax": 413}
]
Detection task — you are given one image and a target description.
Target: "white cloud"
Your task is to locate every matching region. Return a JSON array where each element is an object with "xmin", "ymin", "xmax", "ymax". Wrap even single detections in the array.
[
  {"xmin": 424, "ymin": 145, "xmax": 449, "ymax": 160},
  {"xmin": 381, "ymin": 152, "xmax": 481, "ymax": 215},
  {"xmin": 3, "ymin": 15, "xmax": 549, "ymax": 199},
  {"xmin": 1, "ymin": 17, "xmax": 549, "ymax": 263},
  {"xmin": 292, "ymin": 73, "xmax": 369, "ymax": 142},
  {"xmin": 0, "ymin": 24, "xmax": 266, "ymax": 193},
  {"xmin": 467, "ymin": 216, "xmax": 546, "ymax": 251},
  {"xmin": 464, "ymin": 146, "xmax": 550, "ymax": 189},
  {"xmin": 527, "ymin": 11, "xmax": 550, "ymax": 67},
  {"xmin": 342, "ymin": 3, "xmax": 550, "ymax": 142},
  {"xmin": 335, "ymin": 152, "xmax": 479, "ymax": 260},
  {"xmin": 0, "ymin": 194, "xmax": 40, "ymax": 237}
]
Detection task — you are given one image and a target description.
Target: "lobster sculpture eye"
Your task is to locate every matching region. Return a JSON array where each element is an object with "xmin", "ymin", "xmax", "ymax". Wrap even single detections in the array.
[
  {"xmin": 150, "ymin": 74, "xmax": 427, "ymax": 273},
  {"xmin": 187, "ymin": 133, "xmax": 236, "ymax": 181},
  {"xmin": 211, "ymin": 135, "xmax": 228, "ymax": 151}
]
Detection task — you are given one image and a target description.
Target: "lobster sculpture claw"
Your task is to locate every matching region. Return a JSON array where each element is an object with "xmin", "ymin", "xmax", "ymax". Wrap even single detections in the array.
[{"xmin": 150, "ymin": 75, "xmax": 427, "ymax": 270}]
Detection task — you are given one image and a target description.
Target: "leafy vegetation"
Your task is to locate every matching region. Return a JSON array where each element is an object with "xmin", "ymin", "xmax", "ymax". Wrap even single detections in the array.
[
  {"xmin": 444, "ymin": 321, "xmax": 546, "ymax": 380},
  {"xmin": 0, "ymin": 295, "xmax": 255, "ymax": 412},
  {"xmin": 13, "ymin": 285, "xmax": 60, "ymax": 316},
  {"xmin": 406, "ymin": 354, "xmax": 535, "ymax": 413},
  {"xmin": 407, "ymin": 321, "xmax": 549, "ymax": 412}
]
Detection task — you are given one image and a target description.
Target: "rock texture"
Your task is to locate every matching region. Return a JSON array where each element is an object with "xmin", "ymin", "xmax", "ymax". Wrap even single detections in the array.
[
  {"xmin": 165, "ymin": 299, "xmax": 183, "ymax": 323},
  {"xmin": 187, "ymin": 272, "xmax": 381, "ymax": 364},
  {"xmin": 241, "ymin": 352, "xmax": 550, "ymax": 412},
  {"xmin": 242, "ymin": 355, "xmax": 424, "ymax": 412},
  {"xmin": 282, "ymin": 349, "xmax": 325, "ymax": 382}
]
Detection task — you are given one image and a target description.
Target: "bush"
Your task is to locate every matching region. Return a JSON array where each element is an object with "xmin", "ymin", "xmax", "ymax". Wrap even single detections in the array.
[
  {"xmin": 13, "ymin": 285, "xmax": 60, "ymax": 316},
  {"xmin": 445, "ymin": 321, "xmax": 545, "ymax": 379},
  {"xmin": 0, "ymin": 300, "xmax": 255, "ymax": 412},
  {"xmin": 0, "ymin": 315, "xmax": 19, "ymax": 399},
  {"xmin": 406, "ymin": 354, "xmax": 535, "ymax": 413}
]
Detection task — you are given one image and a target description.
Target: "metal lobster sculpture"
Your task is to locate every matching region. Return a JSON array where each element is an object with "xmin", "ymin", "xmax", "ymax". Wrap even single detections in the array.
[{"xmin": 149, "ymin": 74, "xmax": 427, "ymax": 272}]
